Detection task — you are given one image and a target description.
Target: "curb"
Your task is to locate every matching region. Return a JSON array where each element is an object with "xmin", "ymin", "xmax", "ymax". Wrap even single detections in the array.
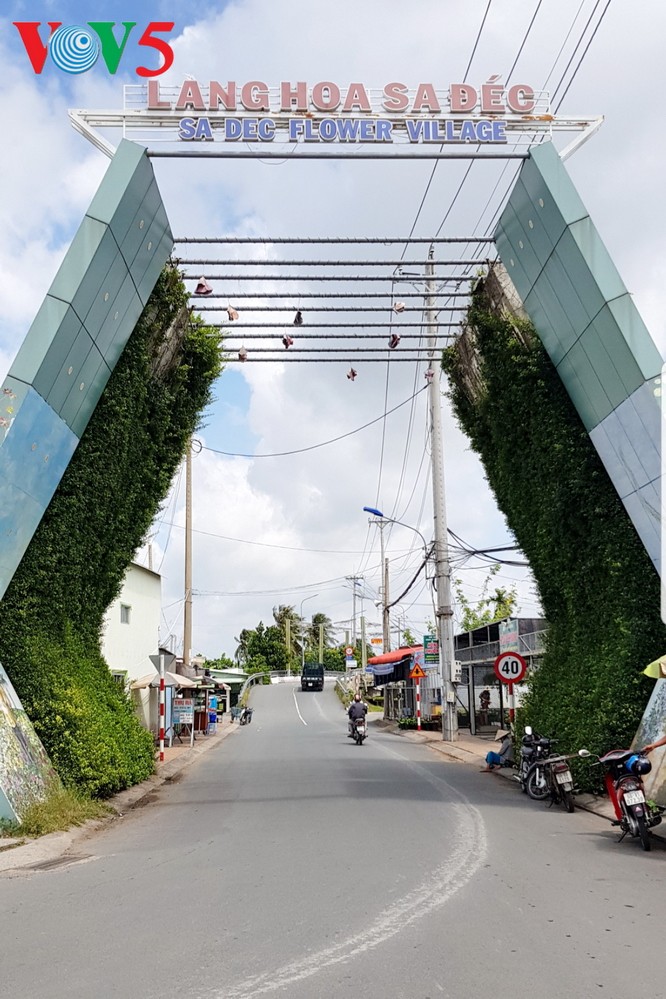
[{"xmin": 0, "ymin": 722, "xmax": 239, "ymax": 875}]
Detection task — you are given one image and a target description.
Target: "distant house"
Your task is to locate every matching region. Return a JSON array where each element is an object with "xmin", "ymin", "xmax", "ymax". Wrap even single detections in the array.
[{"xmin": 101, "ymin": 562, "xmax": 162, "ymax": 731}]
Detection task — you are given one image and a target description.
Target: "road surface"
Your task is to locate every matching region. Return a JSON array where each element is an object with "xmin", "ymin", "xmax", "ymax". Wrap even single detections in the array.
[{"xmin": 1, "ymin": 682, "xmax": 664, "ymax": 998}]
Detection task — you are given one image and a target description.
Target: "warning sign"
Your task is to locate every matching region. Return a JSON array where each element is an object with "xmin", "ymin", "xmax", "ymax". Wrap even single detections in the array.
[{"xmin": 409, "ymin": 663, "xmax": 426, "ymax": 680}]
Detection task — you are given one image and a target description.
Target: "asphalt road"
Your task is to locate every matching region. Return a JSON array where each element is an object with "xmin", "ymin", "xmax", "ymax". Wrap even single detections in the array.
[{"xmin": 2, "ymin": 683, "xmax": 665, "ymax": 999}]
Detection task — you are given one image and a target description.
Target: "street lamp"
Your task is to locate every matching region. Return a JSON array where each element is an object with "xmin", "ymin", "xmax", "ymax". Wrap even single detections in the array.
[
  {"xmin": 299, "ymin": 593, "xmax": 319, "ymax": 670},
  {"xmin": 362, "ymin": 507, "xmax": 429, "ymax": 553},
  {"xmin": 363, "ymin": 507, "xmax": 431, "ymax": 655}
]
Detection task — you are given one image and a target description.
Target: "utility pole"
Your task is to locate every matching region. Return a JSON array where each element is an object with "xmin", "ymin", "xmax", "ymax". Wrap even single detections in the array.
[
  {"xmin": 183, "ymin": 442, "xmax": 193, "ymax": 669},
  {"xmin": 426, "ymin": 247, "xmax": 457, "ymax": 742},
  {"xmin": 360, "ymin": 615, "xmax": 368, "ymax": 692},
  {"xmin": 346, "ymin": 575, "xmax": 363, "ymax": 644},
  {"xmin": 370, "ymin": 518, "xmax": 390, "ymax": 654},
  {"xmin": 383, "ymin": 557, "xmax": 390, "ymax": 653}
]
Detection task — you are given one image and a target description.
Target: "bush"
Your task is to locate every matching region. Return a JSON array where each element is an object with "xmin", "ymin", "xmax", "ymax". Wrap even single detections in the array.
[
  {"xmin": 442, "ymin": 285, "xmax": 666, "ymax": 787},
  {"xmin": 0, "ymin": 267, "xmax": 223, "ymax": 797}
]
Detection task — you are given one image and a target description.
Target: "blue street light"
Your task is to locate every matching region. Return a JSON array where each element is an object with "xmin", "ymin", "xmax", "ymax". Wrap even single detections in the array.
[{"xmin": 362, "ymin": 507, "xmax": 429, "ymax": 552}]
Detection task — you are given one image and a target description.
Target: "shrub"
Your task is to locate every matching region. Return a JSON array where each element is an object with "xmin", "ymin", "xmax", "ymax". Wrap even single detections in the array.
[
  {"xmin": 441, "ymin": 285, "xmax": 666, "ymax": 787},
  {"xmin": 0, "ymin": 267, "xmax": 223, "ymax": 796}
]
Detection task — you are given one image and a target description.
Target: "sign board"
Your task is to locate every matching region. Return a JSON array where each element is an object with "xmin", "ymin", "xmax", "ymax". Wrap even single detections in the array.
[
  {"xmin": 173, "ymin": 697, "xmax": 194, "ymax": 725},
  {"xmin": 345, "ymin": 646, "xmax": 353, "ymax": 657},
  {"xmin": 409, "ymin": 663, "xmax": 426, "ymax": 680},
  {"xmin": 499, "ymin": 619, "xmax": 521, "ymax": 654},
  {"xmin": 423, "ymin": 634, "xmax": 439, "ymax": 664},
  {"xmin": 149, "ymin": 651, "xmax": 177, "ymax": 671},
  {"xmin": 493, "ymin": 652, "xmax": 527, "ymax": 685},
  {"xmin": 370, "ymin": 637, "xmax": 383, "ymax": 646}
]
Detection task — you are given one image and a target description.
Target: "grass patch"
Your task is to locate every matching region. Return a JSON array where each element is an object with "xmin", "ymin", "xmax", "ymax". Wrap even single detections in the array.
[{"xmin": 0, "ymin": 789, "xmax": 111, "ymax": 839}]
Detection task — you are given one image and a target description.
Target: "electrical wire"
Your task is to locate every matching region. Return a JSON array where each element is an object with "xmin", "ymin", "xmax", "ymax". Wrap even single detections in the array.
[
  {"xmin": 198, "ymin": 386, "xmax": 427, "ymax": 458},
  {"xmin": 553, "ymin": 0, "xmax": 613, "ymax": 113}
]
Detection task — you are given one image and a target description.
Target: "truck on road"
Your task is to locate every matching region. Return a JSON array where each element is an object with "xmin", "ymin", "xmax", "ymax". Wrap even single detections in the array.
[{"xmin": 301, "ymin": 664, "xmax": 324, "ymax": 691}]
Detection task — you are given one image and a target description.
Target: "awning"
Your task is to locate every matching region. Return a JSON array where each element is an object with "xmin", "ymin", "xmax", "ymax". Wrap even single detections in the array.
[
  {"xmin": 368, "ymin": 646, "xmax": 422, "ymax": 676},
  {"xmin": 368, "ymin": 645, "xmax": 423, "ymax": 666},
  {"xmin": 129, "ymin": 670, "xmax": 200, "ymax": 690}
]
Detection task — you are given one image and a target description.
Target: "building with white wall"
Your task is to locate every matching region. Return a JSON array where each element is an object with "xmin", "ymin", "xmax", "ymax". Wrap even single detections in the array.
[{"xmin": 101, "ymin": 562, "xmax": 162, "ymax": 731}]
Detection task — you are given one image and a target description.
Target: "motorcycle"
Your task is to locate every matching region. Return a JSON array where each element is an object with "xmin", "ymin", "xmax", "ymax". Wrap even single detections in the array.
[
  {"xmin": 587, "ymin": 748, "xmax": 663, "ymax": 851},
  {"xmin": 526, "ymin": 750, "xmax": 586, "ymax": 812},
  {"xmin": 516, "ymin": 729, "xmax": 555, "ymax": 800},
  {"xmin": 239, "ymin": 707, "xmax": 253, "ymax": 726},
  {"xmin": 514, "ymin": 726, "xmax": 547, "ymax": 793},
  {"xmin": 351, "ymin": 717, "xmax": 367, "ymax": 745}
]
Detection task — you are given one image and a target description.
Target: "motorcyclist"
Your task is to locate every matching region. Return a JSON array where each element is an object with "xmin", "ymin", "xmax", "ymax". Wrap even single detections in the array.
[{"xmin": 348, "ymin": 693, "xmax": 367, "ymax": 737}]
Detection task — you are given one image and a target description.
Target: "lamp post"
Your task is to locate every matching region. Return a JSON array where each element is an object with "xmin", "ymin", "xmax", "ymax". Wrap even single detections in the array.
[
  {"xmin": 363, "ymin": 505, "xmax": 431, "ymax": 657},
  {"xmin": 362, "ymin": 507, "xmax": 429, "ymax": 552},
  {"xmin": 299, "ymin": 593, "xmax": 319, "ymax": 670}
]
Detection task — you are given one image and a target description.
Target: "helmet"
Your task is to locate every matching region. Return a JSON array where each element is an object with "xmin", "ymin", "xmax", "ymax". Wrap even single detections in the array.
[{"xmin": 627, "ymin": 754, "xmax": 652, "ymax": 776}]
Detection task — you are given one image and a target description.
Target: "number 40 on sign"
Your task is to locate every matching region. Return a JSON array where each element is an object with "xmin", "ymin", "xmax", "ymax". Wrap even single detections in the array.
[{"xmin": 493, "ymin": 652, "xmax": 527, "ymax": 685}]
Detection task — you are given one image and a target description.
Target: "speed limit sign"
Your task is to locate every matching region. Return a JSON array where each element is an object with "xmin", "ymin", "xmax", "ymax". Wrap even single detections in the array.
[{"xmin": 493, "ymin": 652, "xmax": 527, "ymax": 685}]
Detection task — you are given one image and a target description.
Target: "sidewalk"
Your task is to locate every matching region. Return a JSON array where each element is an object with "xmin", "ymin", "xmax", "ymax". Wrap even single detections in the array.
[
  {"xmin": 0, "ymin": 718, "xmax": 240, "ymax": 874},
  {"xmin": 377, "ymin": 718, "xmax": 666, "ymax": 844}
]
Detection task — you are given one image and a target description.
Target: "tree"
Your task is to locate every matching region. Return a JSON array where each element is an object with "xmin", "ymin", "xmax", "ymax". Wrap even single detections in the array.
[
  {"xmin": 235, "ymin": 621, "xmax": 289, "ymax": 674},
  {"xmin": 454, "ymin": 565, "xmax": 518, "ymax": 632},
  {"xmin": 306, "ymin": 612, "xmax": 334, "ymax": 652},
  {"xmin": 203, "ymin": 654, "xmax": 236, "ymax": 671},
  {"xmin": 402, "ymin": 627, "xmax": 417, "ymax": 647}
]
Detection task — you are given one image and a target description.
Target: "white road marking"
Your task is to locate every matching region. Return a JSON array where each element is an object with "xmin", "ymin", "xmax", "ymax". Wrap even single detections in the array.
[
  {"xmin": 292, "ymin": 688, "xmax": 307, "ymax": 726},
  {"xmin": 215, "ymin": 741, "xmax": 488, "ymax": 999}
]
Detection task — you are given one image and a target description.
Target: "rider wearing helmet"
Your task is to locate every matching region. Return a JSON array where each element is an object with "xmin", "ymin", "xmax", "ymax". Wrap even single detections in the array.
[{"xmin": 348, "ymin": 692, "xmax": 367, "ymax": 737}]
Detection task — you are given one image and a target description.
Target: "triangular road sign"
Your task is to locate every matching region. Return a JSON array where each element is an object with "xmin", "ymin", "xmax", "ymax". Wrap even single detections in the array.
[
  {"xmin": 150, "ymin": 652, "xmax": 177, "ymax": 671},
  {"xmin": 409, "ymin": 663, "xmax": 426, "ymax": 679}
]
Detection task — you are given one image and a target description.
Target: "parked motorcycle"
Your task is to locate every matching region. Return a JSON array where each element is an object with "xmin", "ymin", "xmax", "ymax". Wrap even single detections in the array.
[
  {"xmin": 516, "ymin": 729, "xmax": 555, "ymax": 800},
  {"xmin": 526, "ymin": 750, "xmax": 584, "ymax": 812},
  {"xmin": 586, "ymin": 748, "xmax": 663, "ymax": 850},
  {"xmin": 513, "ymin": 726, "xmax": 544, "ymax": 793},
  {"xmin": 351, "ymin": 717, "xmax": 367, "ymax": 745}
]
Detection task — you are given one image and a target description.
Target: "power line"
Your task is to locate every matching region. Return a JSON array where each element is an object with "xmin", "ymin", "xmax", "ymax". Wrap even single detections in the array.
[
  {"xmin": 199, "ymin": 386, "xmax": 427, "ymax": 457},
  {"xmin": 553, "ymin": 0, "xmax": 613, "ymax": 113}
]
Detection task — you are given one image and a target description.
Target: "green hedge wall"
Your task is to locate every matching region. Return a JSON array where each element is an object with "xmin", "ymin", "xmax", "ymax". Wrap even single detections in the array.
[
  {"xmin": 441, "ymin": 284, "xmax": 666, "ymax": 779},
  {"xmin": 0, "ymin": 267, "xmax": 223, "ymax": 797}
]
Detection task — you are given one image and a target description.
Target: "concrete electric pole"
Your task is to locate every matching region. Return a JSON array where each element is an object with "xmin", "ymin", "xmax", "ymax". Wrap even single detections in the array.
[{"xmin": 426, "ymin": 248, "xmax": 458, "ymax": 742}]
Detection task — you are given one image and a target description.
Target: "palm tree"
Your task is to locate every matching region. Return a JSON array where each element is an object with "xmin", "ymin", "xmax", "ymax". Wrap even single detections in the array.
[
  {"xmin": 307, "ymin": 612, "xmax": 334, "ymax": 650},
  {"xmin": 273, "ymin": 604, "xmax": 302, "ymax": 655}
]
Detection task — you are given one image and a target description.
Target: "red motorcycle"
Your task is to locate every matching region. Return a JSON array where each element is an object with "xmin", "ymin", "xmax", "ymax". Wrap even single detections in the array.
[{"xmin": 592, "ymin": 748, "xmax": 663, "ymax": 851}]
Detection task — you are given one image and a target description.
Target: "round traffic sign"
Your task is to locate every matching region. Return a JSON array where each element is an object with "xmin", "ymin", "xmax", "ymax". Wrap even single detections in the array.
[
  {"xmin": 345, "ymin": 646, "xmax": 353, "ymax": 657},
  {"xmin": 493, "ymin": 652, "xmax": 527, "ymax": 684}
]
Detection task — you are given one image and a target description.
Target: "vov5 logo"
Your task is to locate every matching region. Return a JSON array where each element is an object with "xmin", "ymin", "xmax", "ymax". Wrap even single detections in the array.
[{"xmin": 13, "ymin": 21, "xmax": 175, "ymax": 77}]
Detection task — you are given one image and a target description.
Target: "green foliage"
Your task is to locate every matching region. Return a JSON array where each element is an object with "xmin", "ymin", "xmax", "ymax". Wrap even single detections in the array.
[
  {"xmin": 398, "ymin": 716, "xmax": 417, "ymax": 729},
  {"xmin": 236, "ymin": 622, "xmax": 288, "ymax": 674},
  {"xmin": 454, "ymin": 564, "xmax": 518, "ymax": 632},
  {"xmin": 0, "ymin": 266, "xmax": 223, "ymax": 797},
  {"xmin": 2, "ymin": 786, "xmax": 110, "ymax": 838},
  {"xmin": 321, "ymin": 646, "xmax": 346, "ymax": 671},
  {"xmin": 441, "ymin": 287, "xmax": 666, "ymax": 783},
  {"xmin": 401, "ymin": 627, "xmax": 417, "ymax": 647},
  {"xmin": 307, "ymin": 612, "xmax": 334, "ymax": 650},
  {"xmin": 203, "ymin": 654, "xmax": 236, "ymax": 671}
]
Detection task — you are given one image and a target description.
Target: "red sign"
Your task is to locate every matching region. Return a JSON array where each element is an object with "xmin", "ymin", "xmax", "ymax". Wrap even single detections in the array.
[
  {"xmin": 493, "ymin": 652, "xmax": 527, "ymax": 685},
  {"xmin": 409, "ymin": 663, "xmax": 426, "ymax": 680}
]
